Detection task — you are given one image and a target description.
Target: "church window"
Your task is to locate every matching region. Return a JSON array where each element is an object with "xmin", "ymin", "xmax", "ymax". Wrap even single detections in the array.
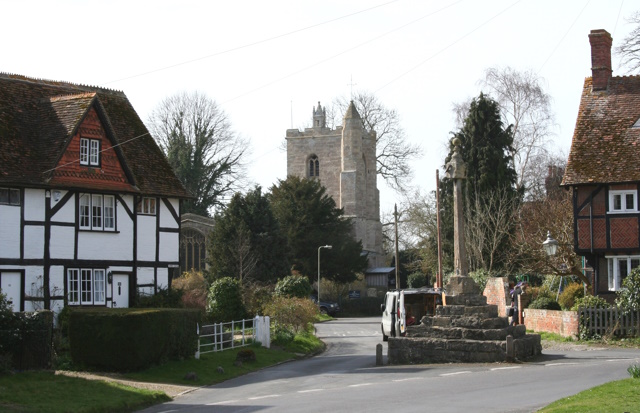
[{"xmin": 308, "ymin": 155, "xmax": 319, "ymax": 177}]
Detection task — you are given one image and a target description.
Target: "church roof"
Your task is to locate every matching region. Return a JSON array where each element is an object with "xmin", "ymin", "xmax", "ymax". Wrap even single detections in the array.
[{"xmin": 344, "ymin": 100, "xmax": 361, "ymax": 119}]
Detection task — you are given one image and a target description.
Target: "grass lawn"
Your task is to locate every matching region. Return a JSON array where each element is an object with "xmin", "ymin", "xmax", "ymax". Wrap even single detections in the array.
[
  {"xmin": 538, "ymin": 378, "xmax": 640, "ymax": 412},
  {"xmin": 0, "ymin": 371, "xmax": 170, "ymax": 413}
]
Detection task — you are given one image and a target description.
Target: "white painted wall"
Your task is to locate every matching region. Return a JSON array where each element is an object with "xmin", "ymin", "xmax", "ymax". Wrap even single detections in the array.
[
  {"xmin": 156, "ymin": 267, "xmax": 169, "ymax": 289},
  {"xmin": 159, "ymin": 232, "xmax": 179, "ymax": 262},
  {"xmin": 0, "ymin": 205, "xmax": 21, "ymax": 258},
  {"xmin": 160, "ymin": 198, "xmax": 180, "ymax": 228},
  {"xmin": 50, "ymin": 226, "xmax": 75, "ymax": 259},
  {"xmin": 137, "ymin": 267, "xmax": 155, "ymax": 285},
  {"xmin": 23, "ymin": 226, "xmax": 44, "ymax": 259},
  {"xmin": 136, "ymin": 216, "xmax": 157, "ymax": 261},
  {"xmin": 23, "ymin": 189, "xmax": 44, "ymax": 222},
  {"xmin": 51, "ymin": 190, "xmax": 74, "ymax": 222}
]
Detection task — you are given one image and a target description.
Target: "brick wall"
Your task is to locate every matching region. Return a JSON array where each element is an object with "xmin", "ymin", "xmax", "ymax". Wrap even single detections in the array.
[
  {"xmin": 483, "ymin": 277, "xmax": 510, "ymax": 317},
  {"xmin": 524, "ymin": 309, "xmax": 579, "ymax": 339}
]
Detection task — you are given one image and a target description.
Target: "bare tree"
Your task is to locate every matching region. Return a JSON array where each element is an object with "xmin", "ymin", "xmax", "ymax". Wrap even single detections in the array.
[
  {"xmin": 615, "ymin": 10, "xmax": 640, "ymax": 74},
  {"xmin": 328, "ymin": 91, "xmax": 422, "ymax": 193},
  {"xmin": 147, "ymin": 91, "xmax": 249, "ymax": 216},
  {"xmin": 229, "ymin": 225, "xmax": 258, "ymax": 286},
  {"xmin": 479, "ymin": 67, "xmax": 555, "ymax": 200}
]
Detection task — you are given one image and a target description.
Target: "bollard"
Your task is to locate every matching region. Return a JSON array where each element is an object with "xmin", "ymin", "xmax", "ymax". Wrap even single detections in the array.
[
  {"xmin": 506, "ymin": 335, "xmax": 514, "ymax": 362},
  {"xmin": 376, "ymin": 343, "xmax": 383, "ymax": 366}
]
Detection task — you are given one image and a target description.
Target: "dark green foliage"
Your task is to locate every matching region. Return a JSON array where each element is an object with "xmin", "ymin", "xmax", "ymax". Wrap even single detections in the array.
[
  {"xmin": 558, "ymin": 283, "xmax": 585, "ymax": 310},
  {"xmin": 528, "ymin": 296, "xmax": 562, "ymax": 310},
  {"xmin": 572, "ymin": 294, "xmax": 610, "ymax": 311},
  {"xmin": 0, "ymin": 297, "xmax": 54, "ymax": 371},
  {"xmin": 616, "ymin": 267, "xmax": 640, "ymax": 312},
  {"xmin": 274, "ymin": 275, "xmax": 312, "ymax": 298},
  {"xmin": 236, "ymin": 348, "xmax": 256, "ymax": 363},
  {"xmin": 269, "ymin": 176, "xmax": 368, "ymax": 285},
  {"xmin": 242, "ymin": 282, "xmax": 274, "ymax": 317},
  {"xmin": 69, "ymin": 308, "xmax": 200, "ymax": 372},
  {"xmin": 136, "ymin": 287, "xmax": 184, "ymax": 308},
  {"xmin": 407, "ymin": 272, "xmax": 427, "ymax": 288},
  {"xmin": 438, "ymin": 93, "xmax": 520, "ymax": 272},
  {"xmin": 207, "ymin": 277, "xmax": 246, "ymax": 322},
  {"xmin": 207, "ymin": 186, "xmax": 289, "ymax": 284}
]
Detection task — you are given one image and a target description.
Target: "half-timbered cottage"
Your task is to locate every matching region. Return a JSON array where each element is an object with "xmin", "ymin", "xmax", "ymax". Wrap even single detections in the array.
[
  {"xmin": 562, "ymin": 30, "xmax": 640, "ymax": 301},
  {"xmin": 0, "ymin": 73, "xmax": 191, "ymax": 314}
]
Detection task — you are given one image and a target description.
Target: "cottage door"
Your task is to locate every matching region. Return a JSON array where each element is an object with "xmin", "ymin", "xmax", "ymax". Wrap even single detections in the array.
[
  {"xmin": 112, "ymin": 273, "xmax": 130, "ymax": 308},
  {"xmin": 0, "ymin": 272, "xmax": 21, "ymax": 312}
]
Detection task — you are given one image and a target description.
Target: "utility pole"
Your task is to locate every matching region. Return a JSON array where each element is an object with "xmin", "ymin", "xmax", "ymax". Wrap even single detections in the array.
[
  {"xmin": 394, "ymin": 203, "xmax": 400, "ymax": 289},
  {"xmin": 436, "ymin": 169, "xmax": 443, "ymax": 289}
]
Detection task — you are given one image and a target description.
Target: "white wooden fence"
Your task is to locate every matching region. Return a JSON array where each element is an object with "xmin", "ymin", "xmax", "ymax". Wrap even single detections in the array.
[
  {"xmin": 195, "ymin": 316, "xmax": 270, "ymax": 359},
  {"xmin": 579, "ymin": 307, "xmax": 640, "ymax": 338}
]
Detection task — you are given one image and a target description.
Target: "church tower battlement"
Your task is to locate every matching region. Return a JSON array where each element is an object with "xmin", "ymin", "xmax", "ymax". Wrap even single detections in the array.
[{"xmin": 286, "ymin": 101, "xmax": 383, "ymax": 268}]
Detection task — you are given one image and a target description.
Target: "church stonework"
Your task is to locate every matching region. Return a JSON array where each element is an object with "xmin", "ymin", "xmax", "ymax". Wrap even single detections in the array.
[{"xmin": 286, "ymin": 101, "xmax": 384, "ymax": 268}]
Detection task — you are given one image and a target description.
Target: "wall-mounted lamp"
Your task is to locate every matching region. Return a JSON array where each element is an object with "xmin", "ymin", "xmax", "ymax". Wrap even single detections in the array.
[
  {"xmin": 107, "ymin": 271, "xmax": 113, "ymax": 284},
  {"xmin": 53, "ymin": 191, "xmax": 61, "ymax": 201}
]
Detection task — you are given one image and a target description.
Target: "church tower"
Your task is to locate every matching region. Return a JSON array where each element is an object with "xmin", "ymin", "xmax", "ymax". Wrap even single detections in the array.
[{"xmin": 286, "ymin": 101, "xmax": 384, "ymax": 268}]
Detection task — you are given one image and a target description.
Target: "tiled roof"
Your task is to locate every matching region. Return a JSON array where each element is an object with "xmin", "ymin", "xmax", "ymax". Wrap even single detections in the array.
[
  {"xmin": 0, "ymin": 73, "xmax": 190, "ymax": 198},
  {"xmin": 562, "ymin": 75, "xmax": 640, "ymax": 186}
]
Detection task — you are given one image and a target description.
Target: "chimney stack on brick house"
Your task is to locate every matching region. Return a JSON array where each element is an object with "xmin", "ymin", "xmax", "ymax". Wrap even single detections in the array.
[{"xmin": 589, "ymin": 29, "xmax": 612, "ymax": 91}]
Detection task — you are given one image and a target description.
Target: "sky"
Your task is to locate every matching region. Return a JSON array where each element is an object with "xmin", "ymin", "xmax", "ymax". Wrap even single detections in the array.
[{"xmin": 3, "ymin": 0, "xmax": 638, "ymax": 217}]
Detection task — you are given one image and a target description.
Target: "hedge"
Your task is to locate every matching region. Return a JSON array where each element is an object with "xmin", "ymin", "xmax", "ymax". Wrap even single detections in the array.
[{"xmin": 69, "ymin": 308, "xmax": 200, "ymax": 372}]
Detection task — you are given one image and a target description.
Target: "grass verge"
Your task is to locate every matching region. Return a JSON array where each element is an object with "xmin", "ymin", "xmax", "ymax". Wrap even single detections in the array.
[
  {"xmin": 0, "ymin": 371, "xmax": 170, "ymax": 413},
  {"xmin": 538, "ymin": 378, "xmax": 640, "ymax": 412}
]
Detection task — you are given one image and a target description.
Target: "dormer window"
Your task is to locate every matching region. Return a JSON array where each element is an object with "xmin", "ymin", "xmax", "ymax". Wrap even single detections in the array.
[
  {"xmin": 80, "ymin": 137, "xmax": 100, "ymax": 166},
  {"xmin": 308, "ymin": 155, "xmax": 319, "ymax": 178}
]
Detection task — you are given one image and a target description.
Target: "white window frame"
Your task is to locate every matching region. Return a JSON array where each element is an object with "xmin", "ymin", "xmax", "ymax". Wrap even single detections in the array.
[
  {"xmin": 68, "ymin": 268, "xmax": 106, "ymax": 306},
  {"xmin": 606, "ymin": 255, "xmax": 640, "ymax": 291},
  {"xmin": 136, "ymin": 197, "xmax": 157, "ymax": 215},
  {"xmin": 79, "ymin": 193, "xmax": 116, "ymax": 231},
  {"xmin": 608, "ymin": 189, "xmax": 637, "ymax": 213},
  {"xmin": 80, "ymin": 138, "xmax": 100, "ymax": 166}
]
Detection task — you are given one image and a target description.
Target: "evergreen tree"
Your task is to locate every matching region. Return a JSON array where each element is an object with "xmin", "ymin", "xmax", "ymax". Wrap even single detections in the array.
[
  {"xmin": 206, "ymin": 186, "xmax": 289, "ymax": 284},
  {"xmin": 269, "ymin": 176, "xmax": 368, "ymax": 284},
  {"xmin": 439, "ymin": 93, "xmax": 521, "ymax": 273}
]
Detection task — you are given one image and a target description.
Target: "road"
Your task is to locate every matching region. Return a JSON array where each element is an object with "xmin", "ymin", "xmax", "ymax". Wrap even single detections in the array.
[{"xmin": 139, "ymin": 317, "xmax": 640, "ymax": 413}]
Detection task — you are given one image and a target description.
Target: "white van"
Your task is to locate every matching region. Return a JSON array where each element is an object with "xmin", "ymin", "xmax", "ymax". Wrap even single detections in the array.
[{"xmin": 380, "ymin": 288, "xmax": 442, "ymax": 341}]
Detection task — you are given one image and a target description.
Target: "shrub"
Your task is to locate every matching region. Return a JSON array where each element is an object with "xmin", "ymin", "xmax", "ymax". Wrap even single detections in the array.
[
  {"xmin": 136, "ymin": 287, "xmax": 184, "ymax": 308},
  {"xmin": 571, "ymin": 294, "xmax": 610, "ymax": 311},
  {"xmin": 264, "ymin": 296, "xmax": 318, "ymax": 334},
  {"xmin": 469, "ymin": 269, "xmax": 490, "ymax": 291},
  {"xmin": 407, "ymin": 272, "xmax": 427, "ymax": 288},
  {"xmin": 527, "ymin": 285, "xmax": 555, "ymax": 302},
  {"xmin": 528, "ymin": 296, "xmax": 562, "ymax": 310},
  {"xmin": 172, "ymin": 270, "xmax": 208, "ymax": 310},
  {"xmin": 558, "ymin": 283, "xmax": 584, "ymax": 310},
  {"xmin": 274, "ymin": 275, "xmax": 311, "ymax": 298},
  {"xmin": 628, "ymin": 363, "xmax": 640, "ymax": 379},
  {"xmin": 207, "ymin": 277, "xmax": 246, "ymax": 322},
  {"xmin": 243, "ymin": 282, "xmax": 273, "ymax": 316},
  {"xmin": 236, "ymin": 348, "xmax": 256, "ymax": 363},
  {"xmin": 616, "ymin": 267, "xmax": 640, "ymax": 312}
]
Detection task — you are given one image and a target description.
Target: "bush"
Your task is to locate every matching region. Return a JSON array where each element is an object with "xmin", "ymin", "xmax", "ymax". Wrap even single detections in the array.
[
  {"xmin": 571, "ymin": 294, "xmax": 610, "ymax": 311},
  {"xmin": 264, "ymin": 296, "xmax": 318, "ymax": 334},
  {"xmin": 69, "ymin": 308, "xmax": 200, "ymax": 371},
  {"xmin": 407, "ymin": 272, "xmax": 427, "ymax": 288},
  {"xmin": 136, "ymin": 287, "xmax": 184, "ymax": 308},
  {"xmin": 527, "ymin": 285, "xmax": 555, "ymax": 302},
  {"xmin": 172, "ymin": 270, "xmax": 208, "ymax": 310},
  {"xmin": 243, "ymin": 282, "xmax": 273, "ymax": 316},
  {"xmin": 274, "ymin": 275, "xmax": 311, "ymax": 298},
  {"xmin": 616, "ymin": 267, "xmax": 640, "ymax": 312},
  {"xmin": 236, "ymin": 348, "xmax": 256, "ymax": 363},
  {"xmin": 528, "ymin": 296, "xmax": 562, "ymax": 310},
  {"xmin": 469, "ymin": 269, "xmax": 490, "ymax": 292},
  {"xmin": 207, "ymin": 277, "xmax": 246, "ymax": 322},
  {"xmin": 558, "ymin": 283, "xmax": 584, "ymax": 310},
  {"xmin": 628, "ymin": 363, "xmax": 640, "ymax": 379}
]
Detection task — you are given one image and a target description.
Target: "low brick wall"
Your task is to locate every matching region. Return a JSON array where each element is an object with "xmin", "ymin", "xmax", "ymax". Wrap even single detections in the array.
[
  {"xmin": 483, "ymin": 277, "xmax": 510, "ymax": 317},
  {"xmin": 524, "ymin": 309, "xmax": 579, "ymax": 339}
]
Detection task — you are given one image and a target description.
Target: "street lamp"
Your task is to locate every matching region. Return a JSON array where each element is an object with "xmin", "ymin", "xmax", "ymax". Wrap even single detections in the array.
[
  {"xmin": 318, "ymin": 245, "xmax": 332, "ymax": 302},
  {"xmin": 542, "ymin": 231, "xmax": 559, "ymax": 257}
]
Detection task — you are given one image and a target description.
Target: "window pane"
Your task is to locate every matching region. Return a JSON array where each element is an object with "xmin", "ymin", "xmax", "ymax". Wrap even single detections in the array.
[
  {"xmin": 9, "ymin": 189, "xmax": 20, "ymax": 205},
  {"xmin": 632, "ymin": 259, "xmax": 640, "ymax": 271},
  {"xmin": 68, "ymin": 269, "xmax": 79, "ymax": 305},
  {"xmin": 0, "ymin": 188, "xmax": 7, "ymax": 204},
  {"xmin": 626, "ymin": 194, "xmax": 635, "ymax": 210},
  {"xmin": 149, "ymin": 198, "xmax": 156, "ymax": 214},
  {"xmin": 94, "ymin": 270, "xmax": 105, "ymax": 304},
  {"xmin": 613, "ymin": 194, "xmax": 622, "ymax": 210},
  {"xmin": 79, "ymin": 194, "xmax": 90, "ymax": 228},
  {"xmin": 81, "ymin": 269, "xmax": 92, "ymax": 304},
  {"xmin": 80, "ymin": 138, "xmax": 89, "ymax": 165},
  {"xmin": 104, "ymin": 196, "xmax": 115, "ymax": 229},
  {"xmin": 90, "ymin": 140, "xmax": 100, "ymax": 165},
  {"xmin": 608, "ymin": 259, "xmax": 614, "ymax": 290},
  {"xmin": 92, "ymin": 195, "xmax": 102, "ymax": 229}
]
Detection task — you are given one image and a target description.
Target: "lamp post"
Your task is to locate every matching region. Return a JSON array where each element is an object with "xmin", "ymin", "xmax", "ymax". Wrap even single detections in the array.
[
  {"xmin": 318, "ymin": 245, "xmax": 332, "ymax": 302},
  {"xmin": 542, "ymin": 231, "xmax": 559, "ymax": 257}
]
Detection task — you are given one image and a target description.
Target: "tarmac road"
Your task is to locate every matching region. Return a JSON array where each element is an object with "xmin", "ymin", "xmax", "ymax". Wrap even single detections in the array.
[{"xmin": 138, "ymin": 317, "xmax": 640, "ymax": 413}]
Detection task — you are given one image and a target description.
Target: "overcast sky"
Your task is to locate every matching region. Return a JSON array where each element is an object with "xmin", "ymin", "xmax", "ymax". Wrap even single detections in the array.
[{"xmin": 3, "ymin": 0, "xmax": 637, "ymax": 216}]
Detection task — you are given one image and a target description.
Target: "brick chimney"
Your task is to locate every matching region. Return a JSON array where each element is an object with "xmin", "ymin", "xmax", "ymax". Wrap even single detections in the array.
[{"xmin": 589, "ymin": 29, "xmax": 612, "ymax": 91}]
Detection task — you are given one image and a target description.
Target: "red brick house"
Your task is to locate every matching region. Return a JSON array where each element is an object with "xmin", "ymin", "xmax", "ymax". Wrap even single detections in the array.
[{"xmin": 562, "ymin": 29, "xmax": 640, "ymax": 301}]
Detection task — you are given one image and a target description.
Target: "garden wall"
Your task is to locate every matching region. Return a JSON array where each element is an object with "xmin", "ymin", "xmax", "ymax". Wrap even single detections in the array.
[
  {"xmin": 483, "ymin": 277, "xmax": 510, "ymax": 317},
  {"xmin": 524, "ymin": 309, "xmax": 579, "ymax": 339}
]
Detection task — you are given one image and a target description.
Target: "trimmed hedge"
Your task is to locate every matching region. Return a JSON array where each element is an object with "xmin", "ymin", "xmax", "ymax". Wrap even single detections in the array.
[
  {"xmin": 0, "ymin": 310, "xmax": 53, "ymax": 371},
  {"xmin": 69, "ymin": 308, "xmax": 200, "ymax": 372}
]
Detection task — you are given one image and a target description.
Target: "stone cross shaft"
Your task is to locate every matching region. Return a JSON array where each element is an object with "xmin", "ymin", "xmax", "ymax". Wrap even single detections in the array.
[{"xmin": 445, "ymin": 138, "xmax": 468, "ymax": 277}]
